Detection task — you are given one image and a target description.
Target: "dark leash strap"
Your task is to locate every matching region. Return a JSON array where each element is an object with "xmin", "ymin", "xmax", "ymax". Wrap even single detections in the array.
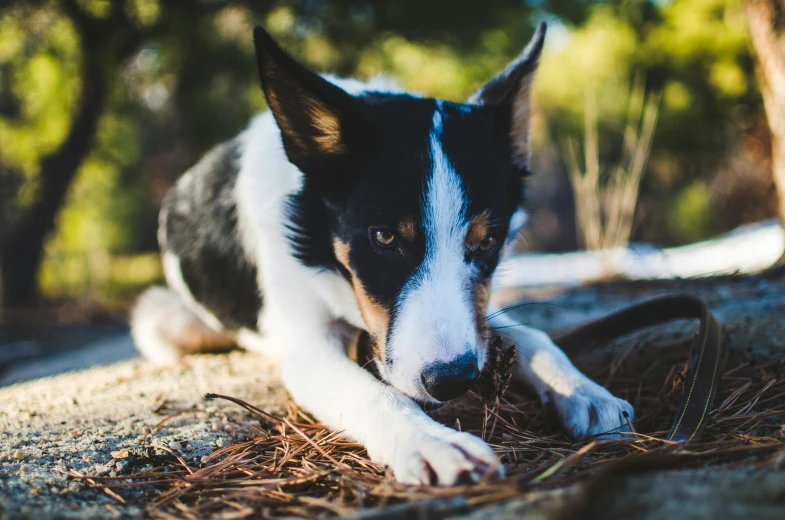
[{"xmin": 548, "ymin": 293, "xmax": 726, "ymax": 442}]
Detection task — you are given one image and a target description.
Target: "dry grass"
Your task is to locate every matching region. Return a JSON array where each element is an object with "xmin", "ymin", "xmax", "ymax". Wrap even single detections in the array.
[
  {"xmin": 564, "ymin": 75, "xmax": 660, "ymax": 253},
  {"xmin": 74, "ymin": 336, "xmax": 785, "ymax": 519}
]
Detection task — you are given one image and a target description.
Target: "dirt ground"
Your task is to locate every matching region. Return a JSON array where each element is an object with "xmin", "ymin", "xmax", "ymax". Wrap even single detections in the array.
[
  {"xmin": 1, "ymin": 271, "xmax": 784, "ymax": 519},
  {"xmin": 0, "ymin": 351, "xmax": 289, "ymax": 519}
]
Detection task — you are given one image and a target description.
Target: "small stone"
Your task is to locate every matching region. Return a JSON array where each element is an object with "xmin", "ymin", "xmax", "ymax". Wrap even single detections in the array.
[
  {"xmin": 115, "ymin": 460, "xmax": 130, "ymax": 474},
  {"xmin": 143, "ymin": 427, "xmax": 152, "ymax": 435},
  {"xmin": 168, "ymin": 441, "xmax": 182, "ymax": 451},
  {"xmin": 215, "ymin": 438, "xmax": 224, "ymax": 447},
  {"xmin": 13, "ymin": 450, "xmax": 25, "ymax": 461}
]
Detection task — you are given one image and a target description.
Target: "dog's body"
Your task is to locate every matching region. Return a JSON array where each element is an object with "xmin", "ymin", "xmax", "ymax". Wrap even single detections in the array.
[{"xmin": 132, "ymin": 24, "xmax": 633, "ymax": 485}]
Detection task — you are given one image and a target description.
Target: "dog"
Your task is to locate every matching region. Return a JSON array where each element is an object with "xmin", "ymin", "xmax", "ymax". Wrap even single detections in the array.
[{"xmin": 131, "ymin": 22, "xmax": 634, "ymax": 485}]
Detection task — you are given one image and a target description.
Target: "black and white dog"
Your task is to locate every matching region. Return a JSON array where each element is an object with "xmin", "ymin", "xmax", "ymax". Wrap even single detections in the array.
[{"xmin": 132, "ymin": 23, "xmax": 633, "ymax": 485}]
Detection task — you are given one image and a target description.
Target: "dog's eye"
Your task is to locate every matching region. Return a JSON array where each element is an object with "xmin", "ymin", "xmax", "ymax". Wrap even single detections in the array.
[
  {"xmin": 476, "ymin": 235, "xmax": 498, "ymax": 255},
  {"xmin": 372, "ymin": 227, "xmax": 397, "ymax": 248}
]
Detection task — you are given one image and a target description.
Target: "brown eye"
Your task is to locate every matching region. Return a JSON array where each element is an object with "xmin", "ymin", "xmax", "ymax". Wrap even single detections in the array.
[
  {"xmin": 476, "ymin": 235, "xmax": 497, "ymax": 255},
  {"xmin": 373, "ymin": 228, "xmax": 397, "ymax": 248}
]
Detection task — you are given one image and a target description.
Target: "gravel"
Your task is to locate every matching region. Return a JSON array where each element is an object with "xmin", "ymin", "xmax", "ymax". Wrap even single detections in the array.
[
  {"xmin": 1, "ymin": 272, "xmax": 783, "ymax": 519},
  {"xmin": 0, "ymin": 349, "xmax": 288, "ymax": 519}
]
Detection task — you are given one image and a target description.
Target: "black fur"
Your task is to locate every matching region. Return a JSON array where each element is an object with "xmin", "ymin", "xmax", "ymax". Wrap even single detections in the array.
[
  {"xmin": 158, "ymin": 26, "xmax": 543, "ymax": 341},
  {"xmin": 252, "ymin": 24, "xmax": 540, "ymax": 326},
  {"xmin": 284, "ymin": 94, "xmax": 522, "ymax": 306},
  {"xmin": 162, "ymin": 140, "xmax": 262, "ymax": 330}
]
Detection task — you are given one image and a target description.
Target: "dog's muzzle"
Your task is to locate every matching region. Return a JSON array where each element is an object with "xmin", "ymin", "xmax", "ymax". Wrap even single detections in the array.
[{"xmin": 420, "ymin": 352, "xmax": 479, "ymax": 402}]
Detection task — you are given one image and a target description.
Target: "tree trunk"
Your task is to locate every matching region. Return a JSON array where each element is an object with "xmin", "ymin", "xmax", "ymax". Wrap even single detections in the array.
[
  {"xmin": 743, "ymin": 0, "xmax": 785, "ymax": 230},
  {"xmin": 0, "ymin": 37, "xmax": 107, "ymax": 306}
]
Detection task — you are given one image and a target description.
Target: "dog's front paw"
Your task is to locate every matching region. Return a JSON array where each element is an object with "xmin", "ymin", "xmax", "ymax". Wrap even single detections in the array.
[
  {"xmin": 385, "ymin": 427, "xmax": 503, "ymax": 485},
  {"xmin": 546, "ymin": 380, "xmax": 634, "ymax": 440}
]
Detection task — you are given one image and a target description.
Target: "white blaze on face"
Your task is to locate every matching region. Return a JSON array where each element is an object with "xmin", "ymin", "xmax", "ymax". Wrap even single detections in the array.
[{"xmin": 386, "ymin": 105, "xmax": 485, "ymax": 400}]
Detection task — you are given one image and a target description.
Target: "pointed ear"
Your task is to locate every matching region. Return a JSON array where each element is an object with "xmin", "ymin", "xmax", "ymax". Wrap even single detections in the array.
[
  {"xmin": 253, "ymin": 27, "xmax": 356, "ymax": 174},
  {"xmin": 469, "ymin": 22, "xmax": 546, "ymax": 168}
]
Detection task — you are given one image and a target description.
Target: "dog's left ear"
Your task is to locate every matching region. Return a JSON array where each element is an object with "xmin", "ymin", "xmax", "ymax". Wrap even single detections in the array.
[{"xmin": 469, "ymin": 22, "xmax": 546, "ymax": 169}]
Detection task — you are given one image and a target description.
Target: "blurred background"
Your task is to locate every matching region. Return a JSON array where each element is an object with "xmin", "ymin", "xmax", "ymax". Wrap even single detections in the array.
[{"xmin": 0, "ymin": 0, "xmax": 783, "ymax": 317}]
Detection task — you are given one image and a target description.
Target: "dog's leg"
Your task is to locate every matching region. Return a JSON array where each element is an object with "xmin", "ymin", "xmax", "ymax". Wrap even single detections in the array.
[
  {"xmin": 131, "ymin": 286, "xmax": 236, "ymax": 365},
  {"xmin": 277, "ymin": 321, "xmax": 502, "ymax": 485},
  {"xmin": 487, "ymin": 304, "xmax": 634, "ymax": 439}
]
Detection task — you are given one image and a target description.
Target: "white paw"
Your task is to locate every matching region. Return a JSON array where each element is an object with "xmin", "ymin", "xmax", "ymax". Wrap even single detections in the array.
[
  {"xmin": 385, "ymin": 426, "xmax": 503, "ymax": 485},
  {"xmin": 546, "ymin": 379, "xmax": 634, "ymax": 440}
]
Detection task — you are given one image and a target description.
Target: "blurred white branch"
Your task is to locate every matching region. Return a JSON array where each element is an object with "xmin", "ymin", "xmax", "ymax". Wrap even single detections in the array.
[{"xmin": 495, "ymin": 219, "xmax": 785, "ymax": 290}]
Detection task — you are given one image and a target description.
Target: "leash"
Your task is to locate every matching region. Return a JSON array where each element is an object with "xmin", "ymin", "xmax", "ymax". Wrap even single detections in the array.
[{"xmin": 548, "ymin": 293, "xmax": 725, "ymax": 442}]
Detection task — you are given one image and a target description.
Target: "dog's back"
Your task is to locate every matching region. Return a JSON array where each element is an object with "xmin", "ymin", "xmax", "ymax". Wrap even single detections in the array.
[{"xmin": 131, "ymin": 138, "xmax": 251, "ymax": 363}]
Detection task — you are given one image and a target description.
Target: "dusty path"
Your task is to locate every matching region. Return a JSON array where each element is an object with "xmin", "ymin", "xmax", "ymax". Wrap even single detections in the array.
[
  {"xmin": 0, "ymin": 351, "xmax": 288, "ymax": 519},
  {"xmin": 1, "ymin": 271, "xmax": 784, "ymax": 519}
]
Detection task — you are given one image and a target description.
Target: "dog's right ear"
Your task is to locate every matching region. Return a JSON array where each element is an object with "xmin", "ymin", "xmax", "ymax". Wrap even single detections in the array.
[
  {"xmin": 253, "ymin": 27, "xmax": 358, "ymax": 177},
  {"xmin": 468, "ymin": 22, "xmax": 546, "ymax": 170}
]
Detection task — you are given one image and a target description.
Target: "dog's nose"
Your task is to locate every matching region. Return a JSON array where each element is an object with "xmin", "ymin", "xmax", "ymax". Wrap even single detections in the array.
[{"xmin": 421, "ymin": 353, "xmax": 479, "ymax": 402}]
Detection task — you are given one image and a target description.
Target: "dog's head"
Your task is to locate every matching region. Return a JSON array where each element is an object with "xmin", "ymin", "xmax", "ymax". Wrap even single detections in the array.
[{"xmin": 254, "ymin": 25, "xmax": 545, "ymax": 404}]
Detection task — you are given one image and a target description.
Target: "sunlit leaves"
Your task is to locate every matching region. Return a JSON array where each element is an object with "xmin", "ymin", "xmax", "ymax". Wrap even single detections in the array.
[
  {"xmin": 535, "ymin": 9, "xmax": 638, "ymax": 126},
  {"xmin": 0, "ymin": 8, "xmax": 79, "ymax": 181},
  {"xmin": 127, "ymin": 0, "xmax": 160, "ymax": 27},
  {"xmin": 668, "ymin": 180, "xmax": 713, "ymax": 242},
  {"xmin": 0, "ymin": 0, "xmax": 769, "ymax": 301},
  {"xmin": 76, "ymin": 0, "xmax": 111, "ymax": 19}
]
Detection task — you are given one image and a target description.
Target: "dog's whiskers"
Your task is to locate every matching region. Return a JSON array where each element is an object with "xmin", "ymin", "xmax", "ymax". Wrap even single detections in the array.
[
  {"xmin": 511, "ymin": 229, "xmax": 529, "ymax": 249},
  {"xmin": 485, "ymin": 301, "xmax": 565, "ymax": 321},
  {"xmin": 361, "ymin": 356, "xmax": 380, "ymax": 370},
  {"xmin": 488, "ymin": 323, "xmax": 532, "ymax": 331}
]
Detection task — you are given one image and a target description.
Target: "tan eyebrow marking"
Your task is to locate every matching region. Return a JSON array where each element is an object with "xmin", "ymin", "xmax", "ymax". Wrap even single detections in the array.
[
  {"xmin": 397, "ymin": 217, "xmax": 417, "ymax": 242},
  {"xmin": 466, "ymin": 210, "xmax": 493, "ymax": 248}
]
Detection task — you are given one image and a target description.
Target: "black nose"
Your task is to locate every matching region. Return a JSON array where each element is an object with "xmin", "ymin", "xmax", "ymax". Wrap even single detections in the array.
[{"xmin": 421, "ymin": 353, "xmax": 479, "ymax": 402}]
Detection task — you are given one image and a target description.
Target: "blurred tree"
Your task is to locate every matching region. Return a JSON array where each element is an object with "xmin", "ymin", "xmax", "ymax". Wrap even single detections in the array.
[
  {"xmin": 742, "ymin": 0, "xmax": 785, "ymax": 231},
  {"xmin": 0, "ymin": 0, "xmax": 249, "ymax": 306},
  {"xmin": 1, "ymin": 0, "xmax": 148, "ymax": 306},
  {"xmin": 0, "ymin": 0, "xmax": 551, "ymax": 307},
  {"xmin": 531, "ymin": 0, "xmax": 771, "ymax": 248},
  {"xmin": 0, "ymin": 0, "xmax": 776, "ymax": 306}
]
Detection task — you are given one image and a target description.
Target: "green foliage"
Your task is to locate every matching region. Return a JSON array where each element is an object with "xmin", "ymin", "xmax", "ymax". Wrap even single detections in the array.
[
  {"xmin": 0, "ymin": 6, "xmax": 80, "ymax": 192},
  {"xmin": 668, "ymin": 180, "xmax": 714, "ymax": 242},
  {"xmin": 0, "ymin": 0, "xmax": 771, "ymax": 303},
  {"xmin": 534, "ymin": 0, "xmax": 757, "ymax": 245}
]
